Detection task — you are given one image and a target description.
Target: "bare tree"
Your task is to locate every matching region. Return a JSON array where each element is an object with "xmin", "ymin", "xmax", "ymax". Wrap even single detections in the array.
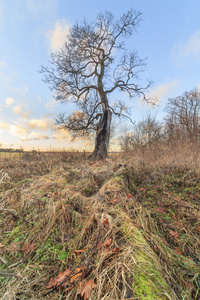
[
  {"xmin": 165, "ymin": 87, "xmax": 200, "ymax": 144},
  {"xmin": 120, "ymin": 114, "xmax": 164, "ymax": 152},
  {"xmin": 41, "ymin": 9, "xmax": 151, "ymax": 159}
]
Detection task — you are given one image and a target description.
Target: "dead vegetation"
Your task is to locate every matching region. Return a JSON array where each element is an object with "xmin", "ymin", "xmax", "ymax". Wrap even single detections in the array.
[{"xmin": 0, "ymin": 150, "xmax": 200, "ymax": 299}]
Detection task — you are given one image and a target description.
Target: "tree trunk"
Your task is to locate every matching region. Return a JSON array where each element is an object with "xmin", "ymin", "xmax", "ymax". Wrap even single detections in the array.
[{"xmin": 92, "ymin": 107, "xmax": 112, "ymax": 159}]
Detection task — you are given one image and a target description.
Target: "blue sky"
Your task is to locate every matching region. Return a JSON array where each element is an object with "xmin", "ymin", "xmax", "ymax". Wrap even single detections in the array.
[{"xmin": 0, "ymin": 0, "xmax": 200, "ymax": 151}]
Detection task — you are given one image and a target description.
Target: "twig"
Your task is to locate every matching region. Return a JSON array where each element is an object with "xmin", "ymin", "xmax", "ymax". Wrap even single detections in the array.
[
  {"xmin": 0, "ymin": 272, "xmax": 17, "ymax": 277},
  {"xmin": 0, "ymin": 208, "xmax": 16, "ymax": 212},
  {"xmin": 0, "ymin": 208, "xmax": 34, "ymax": 224},
  {"xmin": 0, "ymin": 256, "xmax": 7, "ymax": 264}
]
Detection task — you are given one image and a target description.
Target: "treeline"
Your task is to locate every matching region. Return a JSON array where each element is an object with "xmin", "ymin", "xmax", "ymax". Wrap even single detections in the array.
[
  {"xmin": 0, "ymin": 148, "xmax": 24, "ymax": 153},
  {"xmin": 120, "ymin": 87, "xmax": 200, "ymax": 152}
]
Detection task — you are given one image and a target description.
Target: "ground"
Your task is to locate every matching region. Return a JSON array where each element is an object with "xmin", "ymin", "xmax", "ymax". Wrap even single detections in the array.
[{"xmin": 0, "ymin": 152, "xmax": 200, "ymax": 299}]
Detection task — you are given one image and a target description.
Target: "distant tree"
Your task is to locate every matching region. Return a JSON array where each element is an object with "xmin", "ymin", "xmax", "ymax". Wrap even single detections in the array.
[
  {"xmin": 165, "ymin": 87, "xmax": 200, "ymax": 144},
  {"xmin": 120, "ymin": 114, "xmax": 164, "ymax": 151},
  {"xmin": 41, "ymin": 9, "xmax": 151, "ymax": 159}
]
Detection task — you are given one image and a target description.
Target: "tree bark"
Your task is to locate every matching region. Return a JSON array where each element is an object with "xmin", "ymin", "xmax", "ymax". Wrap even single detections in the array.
[{"xmin": 91, "ymin": 107, "xmax": 112, "ymax": 159}]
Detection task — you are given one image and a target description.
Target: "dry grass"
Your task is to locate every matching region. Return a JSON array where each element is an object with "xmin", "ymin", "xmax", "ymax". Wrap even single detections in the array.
[{"xmin": 0, "ymin": 148, "xmax": 200, "ymax": 299}]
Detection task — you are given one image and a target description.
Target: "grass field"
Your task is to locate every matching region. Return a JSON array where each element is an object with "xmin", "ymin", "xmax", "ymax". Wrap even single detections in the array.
[{"xmin": 0, "ymin": 149, "xmax": 200, "ymax": 299}]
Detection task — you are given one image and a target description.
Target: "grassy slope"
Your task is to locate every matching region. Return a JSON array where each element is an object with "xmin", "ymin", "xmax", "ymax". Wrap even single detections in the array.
[{"xmin": 0, "ymin": 153, "xmax": 200, "ymax": 299}]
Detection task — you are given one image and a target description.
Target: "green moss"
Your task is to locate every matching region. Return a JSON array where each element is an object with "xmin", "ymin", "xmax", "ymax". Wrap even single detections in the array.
[{"xmin": 120, "ymin": 213, "xmax": 173, "ymax": 299}]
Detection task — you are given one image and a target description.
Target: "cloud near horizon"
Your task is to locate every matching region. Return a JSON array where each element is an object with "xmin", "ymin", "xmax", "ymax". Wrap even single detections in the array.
[
  {"xmin": 13, "ymin": 104, "xmax": 30, "ymax": 118},
  {"xmin": 46, "ymin": 19, "xmax": 70, "ymax": 52}
]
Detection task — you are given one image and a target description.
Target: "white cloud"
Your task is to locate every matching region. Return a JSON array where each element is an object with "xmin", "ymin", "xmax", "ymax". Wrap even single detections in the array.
[
  {"xmin": 10, "ymin": 125, "xmax": 28, "ymax": 136},
  {"xmin": 53, "ymin": 128, "xmax": 71, "ymax": 141},
  {"xmin": 22, "ymin": 131, "xmax": 50, "ymax": 141},
  {"xmin": 46, "ymin": 19, "xmax": 70, "ymax": 51},
  {"xmin": 12, "ymin": 104, "xmax": 30, "ymax": 118},
  {"xmin": 28, "ymin": 118, "xmax": 55, "ymax": 131},
  {"xmin": 5, "ymin": 97, "xmax": 15, "ymax": 107},
  {"xmin": 144, "ymin": 80, "xmax": 180, "ymax": 104},
  {"xmin": 173, "ymin": 30, "xmax": 200, "ymax": 62},
  {"xmin": 0, "ymin": 121, "xmax": 10, "ymax": 130},
  {"xmin": 45, "ymin": 98, "xmax": 57, "ymax": 111}
]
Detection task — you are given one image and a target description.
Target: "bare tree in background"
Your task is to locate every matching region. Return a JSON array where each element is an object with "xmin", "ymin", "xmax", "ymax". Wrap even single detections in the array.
[
  {"xmin": 120, "ymin": 114, "xmax": 163, "ymax": 152},
  {"xmin": 41, "ymin": 9, "xmax": 151, "ymax": 159},
  {"xmin": 165, "ymin": 87, "xmax": 200, "ymax": 145}
]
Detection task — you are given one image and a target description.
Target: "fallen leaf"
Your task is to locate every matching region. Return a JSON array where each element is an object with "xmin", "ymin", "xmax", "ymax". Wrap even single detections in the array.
[
  {"xmin": 185, "ymin": 281, "xmax": 193, "ymax": 290},
  {"xmin": 74, "ymin": 249, "xmax": 84, "ymax": 256},
  {"xmin": 21, "ymin": 242, "xmax": 36, "ymax": 255},
  {"xmin": 85, "ymin": 227, "xmax": 89, "ymax": 233},
  {"xmin": 174, "ymin": 247, "xmax": 182, "ymax": 255},
  {"xmin": 112, "ymin": 247, "xmax": 120, "ymax": 253},
  {"xmin": 8, "ymin": 242, "xmax": 20, "ymax": 255},
  {"xmin": 47, "ymin": 269, "xmax": 72, "ymax": 289},
  {"xmin": 110, "ymin": 198, "xmax": 119, "ymax": 203},
  {"xmin": 56, "ymin": 269, "xmax": 72, "ymax": 287},
  {"xmin": 70, "ymin": 267, "xmax": 85, "ymax": 284},
  {"xmin": 102, "ymin": 217, "xmax": 109, "ymax": 229},
  {"xmin": 97, "ymin": 242, "xmax": 103, "ymax": 250},
  {"xmin": 169, "ymin": 230, "xmax": 179, "ymax": 238},
  {"xmin": 196, "ymin": 226, "xmax": 200, "ymax": 232},
  {"xmin": 104, "ymin": 238, "xmax": 112, "ymax": 247},
  {"xmin": 153, "ymin": 207, "xmax": 165, "ymax": 214},
  {"xmin": 78, "ymin": 279, "xmax": 97, "ymax": 300},
  {"xmin": 46, "ymin": 277, "xmax": 56, "ymax": 289},
  {"xmin": 127, "ymin": 195, "xmax": 132, "ymax": 198}
]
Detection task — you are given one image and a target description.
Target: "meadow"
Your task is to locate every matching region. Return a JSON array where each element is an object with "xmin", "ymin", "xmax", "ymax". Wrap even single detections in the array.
[{"xmin": 0, "ymin": 148, "xmax": 200, "ymax": 299}]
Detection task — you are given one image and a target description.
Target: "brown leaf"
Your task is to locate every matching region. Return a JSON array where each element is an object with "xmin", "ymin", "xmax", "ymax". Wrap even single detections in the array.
[
  {"xmin": 104, "ymin": 238, "xmax": 112, "ymax": 247},
  {"xmin": 196, "ymin": 226, "xmax": 200, "ymax": 232},
  {"xmin": 153, "ymin": 207, "xmax": 165, "ymax": 214},
  {"xmin": 84, "ymin": 227, "xmax": 89, "ymax": 233},
  {"xmin": 112, "ymin": 247, "xmax": 120, "ymax": 253},
  {"xmin": 70, "ymin": 267, "xmax": 85, "ymax": 284},
  {"xmin": 74, "ymin": 249, "xmax": 84, "ymax": 256},
  {"xmin": 8, "ymin": 242, "xmax": 20, "ymax": 255},
  {"xmin": 174, "ymin": 247, "xmax": 182, "ymax": 255},
  {"xmin": 185, "ymin": 281, "xmax": 193, "ymax": 290},
  {"xmin": 102, "ymin": 217, "xmax": 109, "ymax": 229},
  {"xmin": 97, "ymin": 242, "xmax": 103, "ymax": 250},
  {"xmin": 56, "ymin": 269, "xmax": 72, "ymax": 287},
  {"xmin": 110, "ymin": 198, "xmax": 119, "ymax": 203},
  {"xmin": 78, "ymin": 279, "xmax": 97, "ymax": 300},
  {"xmin": 21, "ymin": 242, "xmax": 36, "ymax": 255},
  {"xmin": 46, "ymin": 277, "xmax": 56, "ymax": 289},
  {"xmin": 169, "ymin": 230, "xmax": 179, "ymax": 238}
]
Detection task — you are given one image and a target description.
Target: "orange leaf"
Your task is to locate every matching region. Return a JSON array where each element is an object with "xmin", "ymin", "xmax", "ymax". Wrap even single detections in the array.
[
  {"xmin": 127, "ymin": 195, "xmax": 132, "ymax": 198},
  {"xmin": 55, "ymin": 269, "xmax": 72, "ymax": 288},
  {"xmin": 112, "ymin": 247, "xmax": 120, "ymax": 253},
  {"xmin": 102, "ymin": 217, "xmax": 109, "ymax": 229},
  {"xmin": 46, "ymin": 277, "xmax": 56, "ymax": 289},
  {"xmin": 169, "ymin": 230, "xmax": 179, "ymax": 238},
  {"xmin": 104, "ymin": 238, "xmax": 112, "ymax": 247},
  {"xmin": 78, "ymin": 279, "xmax": 97, "ymax": 300},
  {"xmin": 85, "ymin": 227, "xmax": 89, "ymax": 233},
  {"xmin": 21, "ymin": 242, "xmax": 36, "ymax": 255},
  {"xmin": 74, "ymin": 249, "xmax": 84, "ymax": 256},
  {"xmin": 153, "ymin": 207, "xmax": 165, "ymax": 214},
  {"xmin": 110, "ymin": 198, "xmax": 119, "ymax": 203},
  {"xmin": 174, "ymin": 247, "xmax": 182, "ymax": 255},
  {"xmin": 70, "ymin": 267, "xmax": 85, "ymax": 284}
]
